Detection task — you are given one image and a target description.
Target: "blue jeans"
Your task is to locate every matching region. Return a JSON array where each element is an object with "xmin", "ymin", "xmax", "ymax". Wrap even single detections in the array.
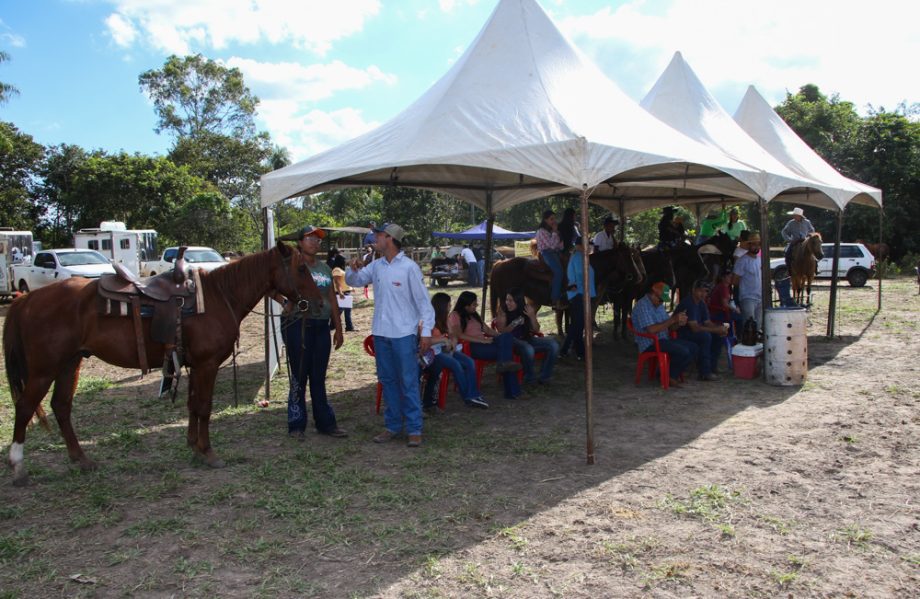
[
  {"xmin": 657, "ymin": 338, "xmax": 698, "ymax": 379},
  {"xmin": 561, "ymin": 294, "xmax": 586, "ymax": 358},
  {"xmin": 476, "ymin": 261, "xmax": 485, "ymax": 286},
  {"xmin": 422, "ymin": 350, "xmax": 480, "ymax": 407},
  {"xmin": 541, "ymin": 249, "xmax": 564, "ymax": 302},
  {"xmin": 678, "ymin": 330, "xmax": 723, "ymax": 377},
  {"xmin": 468, "ymin": 262, "xmax": 479, "ymax": 286},
  {"xmin": 513, "ymin": 336, "xmax": 559, "ymax": 383},
  {"xmin": 282, "ymin": 318, "xmax": 337, "ymax": 434},
  {"xmin": 341, "ymin": 308, "xmax": 353, "ymax": 331},
  {"xmin": 469, "ymin": 333, "xmax": 520, "ymax": 398},
  {"xmin": 374, "ymin": 335, "xmax": 423, "ymax": 436}
]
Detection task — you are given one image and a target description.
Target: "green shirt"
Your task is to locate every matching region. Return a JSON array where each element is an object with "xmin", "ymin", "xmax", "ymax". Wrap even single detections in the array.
[
  {"xmin": 700, "ymin": 209, "xmax": 729, "ymax": 238},
  {"xmin": 723, "ymin": 219, "xmax": 746, "ymax": 240},
  {"xmin": 291, "ymin": 261, "xmax": 333, "ymax": 322}
]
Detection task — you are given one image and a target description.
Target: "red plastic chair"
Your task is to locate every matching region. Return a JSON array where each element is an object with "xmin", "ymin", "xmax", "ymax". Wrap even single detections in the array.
[
  {"xmin": 363, "ymin": 335, "xmax": 448, "ymax": 413},
  {"xmin": 627, "ymin": 317, "xmax": 677, "ymax": 390}
]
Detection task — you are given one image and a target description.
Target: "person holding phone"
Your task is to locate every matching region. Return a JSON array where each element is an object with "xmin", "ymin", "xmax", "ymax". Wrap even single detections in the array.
[
  {"xmin": 494, "ymin": 287, "xmax": 559, "ymax": 384},
  {"xmin": 632, "ymin": 281, "xmax": 698, "ymax": 385}
]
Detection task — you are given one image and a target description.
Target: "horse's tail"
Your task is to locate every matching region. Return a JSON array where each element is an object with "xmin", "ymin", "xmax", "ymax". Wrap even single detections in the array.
[{"xmin": 3, "ymin": 296, "xmax": 50, "ymax": 431}]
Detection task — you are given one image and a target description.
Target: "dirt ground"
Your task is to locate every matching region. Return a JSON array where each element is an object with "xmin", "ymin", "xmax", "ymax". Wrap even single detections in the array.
[{"xmin": 0, "ymin": 277, "xmax": 917, "ymax": 598}]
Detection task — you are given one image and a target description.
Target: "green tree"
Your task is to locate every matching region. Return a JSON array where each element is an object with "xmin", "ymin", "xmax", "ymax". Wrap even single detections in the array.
[
  {"xmin": 0, "ymin": 122, "xmax": 44, "ymax": 231},
  {"xmin": 138, "ymin": 54, "xmax": 258, "ymax": 138},
  {"xmin": 37, "ymin": 144, "xmax": 88, "ymax": 246}
]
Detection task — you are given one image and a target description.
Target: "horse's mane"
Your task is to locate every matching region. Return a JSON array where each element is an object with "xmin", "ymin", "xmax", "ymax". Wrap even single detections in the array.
[{"xmin": 202, "ymin": 248, "xmax": 275, "ymax": 302}]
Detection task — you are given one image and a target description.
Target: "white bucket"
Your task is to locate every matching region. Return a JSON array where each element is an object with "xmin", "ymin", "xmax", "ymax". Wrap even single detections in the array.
[{"xmin": 764, "ymin": 308, "xmax": 808, "ymax": 386}]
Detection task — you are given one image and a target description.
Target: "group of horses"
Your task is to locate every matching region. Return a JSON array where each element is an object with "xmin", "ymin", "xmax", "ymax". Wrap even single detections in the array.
[{"xmin": 489, "ymin": 232, "xmax": 740, "ymax": 338}]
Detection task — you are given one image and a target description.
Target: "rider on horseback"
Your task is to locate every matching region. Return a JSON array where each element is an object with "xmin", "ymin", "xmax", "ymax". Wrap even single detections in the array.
[
  {"xmin": 782, "ymin": 207, "xmax": 815, "ymax": 270},
  {"xmin": 535, "ymin": 209, "xmax": 566, "ymax": 310}
]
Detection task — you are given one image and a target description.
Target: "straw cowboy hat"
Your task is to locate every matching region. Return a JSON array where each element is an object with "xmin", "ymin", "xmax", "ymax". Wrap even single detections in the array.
[{"xmin": 787, "ymin": 207, "xmax": 805, "ymax": 217}]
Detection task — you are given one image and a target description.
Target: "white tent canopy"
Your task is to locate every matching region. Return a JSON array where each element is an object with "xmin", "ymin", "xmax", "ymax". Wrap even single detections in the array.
[
  {"xmin": 734, "ymin": 86, "xmax": 882, "ymax": 209},
  {"xmin": 261, "ymin": 0, "xmax": 764, "ymax": 212},
  {"xmin": 639, "ymin": 52, "xmax": 853, "ymax": 211}
]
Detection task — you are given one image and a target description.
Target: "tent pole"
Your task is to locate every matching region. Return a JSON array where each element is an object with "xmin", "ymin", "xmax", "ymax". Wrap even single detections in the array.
[
  {"xmin": 695, "ymin": 204, "xmax": 702, "ymax": 239},
  {"xmin": 262, "ymin": 207, "xmax": 273, "ymax": 405},
  {"xmin": 826, "ymin": 209, "xmax": 843, "ymax": 338},
  {"xmin": 481, "ymin": 192, "xmax": 495, "ymax": 321},
  {"xmin": 758, "ymin": 198, "xmax": 770, "ymax": 381},
  {"xmin": 618, "ymin": 199, "xmax": 625, "ymax": 243},
  {"xmin": 580, "ymin": 186, "xmax": 596, "ymax": 466},
  {"xmin": 877, "ymin": 207, "xmax": 883, "ymax": 312}
]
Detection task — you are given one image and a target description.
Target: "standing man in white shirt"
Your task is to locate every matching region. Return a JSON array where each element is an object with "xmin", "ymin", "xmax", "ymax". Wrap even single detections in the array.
[
  {"xmin": 346, "ymin": 223, "xmax": 435, "ymax": 448},
  {"xmin": 460, "ymin": 244, "xmax": 479, "ymax": 286},
  {"xmin": 592, "ymin": 216, "xmax": 618, "ymax": 253},
  {"xmin": 732, "ymin": 231, "xmax": 763, "ymax": 330}
]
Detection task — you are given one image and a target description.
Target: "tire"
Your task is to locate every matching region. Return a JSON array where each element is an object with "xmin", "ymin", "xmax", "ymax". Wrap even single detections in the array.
[
  {"xmin": 148, "ymin": 271, "xmax": 156, "ymax": 277},
  {"xmin": 772, "ymin": 266, "xmax": 788, "ymax": 280},
  {"xmin": 18, "ymin": 280, "xmax": 29, "ymax": 293},
  {"xmin": 435, "ymin": 278, "xmax": 448, "ymax": 287},
  {"xmin": 847, "ymin": 268, "xmax": 868, "ymax": 288}
]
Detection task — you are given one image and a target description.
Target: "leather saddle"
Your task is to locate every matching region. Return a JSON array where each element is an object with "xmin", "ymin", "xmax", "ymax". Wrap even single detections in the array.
[{"xmin": 97, "ymin": 247, "xmax": 204, "ymax": 378}]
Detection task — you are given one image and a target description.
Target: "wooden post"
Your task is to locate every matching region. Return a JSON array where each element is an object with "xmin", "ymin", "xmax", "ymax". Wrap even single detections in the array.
[
  {"xmin": 480, "ymin": 191, "xmax": 494, "ymax": 321},
  {"xmin": 618, "ymin": 199, "xmax": 626, "ymax": 243},
  {"xmin": 826, "ymin": 209, "xmax": 843, "ymax": 338},
  {"xmin": 263, "ymin": 207, "xmax": 273, "ymax": 404},
  {"xmin": 580, "ymin": 186, "xmax": 596, "ymax": 465}
]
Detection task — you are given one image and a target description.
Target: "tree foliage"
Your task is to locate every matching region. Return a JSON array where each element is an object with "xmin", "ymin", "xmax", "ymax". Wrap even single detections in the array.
[
  {"xmin": 138, "ymin": 54, "xmax": 259, "ymax": 139},
  {"xmin": 0, "ymin": 122, "xmax": 44, "ymax": 231},
  {"xmin": 0, "ymin": 51, "xmax": 19, "ymax": 105}
]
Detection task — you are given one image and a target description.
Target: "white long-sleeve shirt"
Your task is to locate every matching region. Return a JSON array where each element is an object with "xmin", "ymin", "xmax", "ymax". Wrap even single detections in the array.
[{"xmin": 345, "ymin": 252, "xmax": 435, "ymax": 338}]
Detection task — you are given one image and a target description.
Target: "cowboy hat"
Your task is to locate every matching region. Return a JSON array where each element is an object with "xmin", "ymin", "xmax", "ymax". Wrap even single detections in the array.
[{"xmin": 787, "ymin": 207, "xmax": 805, "ymax": 217}]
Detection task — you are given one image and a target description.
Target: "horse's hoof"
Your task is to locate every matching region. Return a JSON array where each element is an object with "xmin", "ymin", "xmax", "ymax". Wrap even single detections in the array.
[
  {"xmin": 78, "ymin": 458, "xmax": 98, "ymax": 472},
  {"xmin": 12, "ymin": 464, "xmax": 29, "ymax": 487},
  {"xmin": 206, "ymin": 456, "xmax": 226, "ymax": 469}
]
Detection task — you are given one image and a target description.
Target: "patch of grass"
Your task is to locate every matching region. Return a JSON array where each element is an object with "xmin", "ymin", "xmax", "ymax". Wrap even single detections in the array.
[
  {"xmin": 0, "ymin": 506, "xmax": 25, "ymax": 521},
  {"xmin": 420, "ymin": 555, "xmax": 442, "ymax": 580},
  {"xmin": 642, "ymin": 562, "xmax": 689, "ymax": 588},
  {"xmin": 717, "ymin": 523, "xmax": 736, "ymax": 538},
  {"xmin": 497, "ymin": 524, "xmax": 529, "ymax": 552},
  {"xmin": 900, "ymin": 554, "xmax": 920, "ymax": 567},
  {"xmin": 98, "ymin": 429, "xmax": 142, "ymax": 450},
  {"xmin": 0, "ymin": 529, "xmax": 36, "ymax": 562},
  {"xmin": 174, "ymin": 556, "xmax": 213, "ymax": 579},
  {"xmin": 841, "ymin": 434, "xmax": 858, "ymax": 444},
  {"xmin": 758, "ymin": 515, "xmax": 794, "ymax": 535},
  {"xmin": 661, "ymin": 484, "xmax": 741, "ymax": 522},
  {"xmin": 106, "ymin": 546, "xmax": 142, "ymax": 566},
  {"xmin": 835, "ymin": 524, "xmax": 873, "ymax": 549},
  {"xmin": 123, "ymin": 517, "xmax": 186, "ymax": 538},
  {"xmin": 770, "ymin": 569, "xmax": 798, "ymax": 587},
  {"xmin": 598, "ymin": 536, "xmax": 658, "ymax": 572},
  {"xmin": 76, "ymin": 376, "xmax": 113, "ymax": 398}
]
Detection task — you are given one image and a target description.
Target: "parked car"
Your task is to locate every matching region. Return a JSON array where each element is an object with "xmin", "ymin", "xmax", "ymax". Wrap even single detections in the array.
[
  {"xmin": 769, "ymin": 242, "xmax": 876, "ymax": 287},
  {"xmin": 142, "ymin": 246, "xmax": 227, "ymax": 277},
  {"xmin": 12, "ymin": 249, "xmax": 115, "ymax": 293},
  {"xmin": 428, "ymin": 247, "xmax": 507, "ymax": 287}
]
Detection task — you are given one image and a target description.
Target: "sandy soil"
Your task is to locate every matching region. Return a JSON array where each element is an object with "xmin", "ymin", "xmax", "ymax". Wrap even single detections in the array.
[{"xmin": 0, "ymin": 278, "xmax": 917, "ymax": 598}]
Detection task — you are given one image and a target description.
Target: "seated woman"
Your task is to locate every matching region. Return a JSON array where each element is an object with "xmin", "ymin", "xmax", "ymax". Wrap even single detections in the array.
[
  {"xmin": 708, "ymin": 270, "xmax": 744, "ymax": 333},
  {"xmin": 495, "ymin": 287, "xmax": 559, "ymax": 385},
  {"xmin": 448, "ymin": 291, "xmax": 521, "ymax": 400},
  {"xmin": 421, "ymin": 293, "xmax": 488, "ymax": 411}
]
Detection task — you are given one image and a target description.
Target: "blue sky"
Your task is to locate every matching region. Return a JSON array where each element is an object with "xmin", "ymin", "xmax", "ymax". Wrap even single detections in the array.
[{"xmin": 1, "ymin": 0, "xmax": 916, "ymax": 162}]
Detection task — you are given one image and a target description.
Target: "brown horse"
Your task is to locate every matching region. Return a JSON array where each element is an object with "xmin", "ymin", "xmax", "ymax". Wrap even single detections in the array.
[
  {"xmin": 4, "ymin": 243, "xmax": 321, "ymax": 486},
  {"xmin": 490, "ymin": 243, "xmax": 642, "ymax": 335},
  {"xmin": 790, "ymin": 232, "xmax": 824, "ymax": 305}
]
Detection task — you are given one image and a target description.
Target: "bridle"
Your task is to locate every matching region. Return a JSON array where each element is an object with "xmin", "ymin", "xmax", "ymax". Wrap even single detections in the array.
[{"xmin": 279, "ymin": 251, "xmax": 315, "ymax": 314}]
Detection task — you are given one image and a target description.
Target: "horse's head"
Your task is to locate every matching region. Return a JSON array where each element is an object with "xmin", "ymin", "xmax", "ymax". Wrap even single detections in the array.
[
  {"xmin": 614, "ymin": 242, "xmax": 643, "ymax": 285},
  {"xmin": 272, "ymin": 241, "xmax": 323, "ymax": 312},
  {"xmin": 808, "ymin": 232, "xmax": 824, "ymax": 260}
]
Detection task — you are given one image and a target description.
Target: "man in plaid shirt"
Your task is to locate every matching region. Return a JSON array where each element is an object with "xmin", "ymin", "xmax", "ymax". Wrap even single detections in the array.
[{"xmin": 632, "ymin": 282, "xmax": 697, "ymax": 385}]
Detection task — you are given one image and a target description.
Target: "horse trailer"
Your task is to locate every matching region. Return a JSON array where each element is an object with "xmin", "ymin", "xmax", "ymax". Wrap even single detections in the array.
[
  {"xmin": 0, "ymin": 229, "xmax": 34, "ymax": 296},
  {"xmin": 73, "ymin": 221, "xmax": 157, "ymax": 276}
]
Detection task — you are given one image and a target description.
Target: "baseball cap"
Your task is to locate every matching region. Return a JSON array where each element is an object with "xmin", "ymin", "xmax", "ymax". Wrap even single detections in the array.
[
  {"xmin": 651, "ymin": 281, "xmax": 670, "ymax": 302},
  {"xmin": 279, "ymin": 225, "xmax": 326, "ymax": 241},
  {"xmin": 373, "ymin": 223, "xmax": 406, "ymax": 242}
]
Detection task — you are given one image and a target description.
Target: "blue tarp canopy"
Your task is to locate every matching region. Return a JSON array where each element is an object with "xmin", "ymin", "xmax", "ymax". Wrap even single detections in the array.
[{"xmin": 432, "ymin": 220, "xmax": 534, "ymax": 241}]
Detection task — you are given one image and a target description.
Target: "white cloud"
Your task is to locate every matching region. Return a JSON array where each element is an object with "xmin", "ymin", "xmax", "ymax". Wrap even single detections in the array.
[
  {"xmin": 0, "ymin": 18, "xmax": 26, "ymax": 48},
  {"xmin": 558, "ymin": 0, "xmax": 920, "ymax": 112},
  {"xmin": 439, "ymin": 0, "xmax": 479, "ymax": 13},
  {"xmin": 258, "ymin": 100, "xmax": 379, "ymax": 161},
  {"xmin": 227, "ymin": 57, "xmax": 396, "ymax": 103},
  {"xmin": 228, "ymin": 57, "xmax": 395, "ymax": 160},
  {"xmin": 103, "ymin": 0, "xmax": 381, "ymax": 55},
  {"xmin": 104, "ymin": 13, "xmax": 137, "ymax": 47}
]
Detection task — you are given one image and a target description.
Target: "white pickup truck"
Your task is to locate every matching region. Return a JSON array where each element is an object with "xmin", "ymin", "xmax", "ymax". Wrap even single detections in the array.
[
  {"xmin": 141, "ymin": 246, "xmax": 227, "ymax": 277},
  {"xmin": 12, "ymin": 249, "xmax": 116, "ymax": 293}
]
